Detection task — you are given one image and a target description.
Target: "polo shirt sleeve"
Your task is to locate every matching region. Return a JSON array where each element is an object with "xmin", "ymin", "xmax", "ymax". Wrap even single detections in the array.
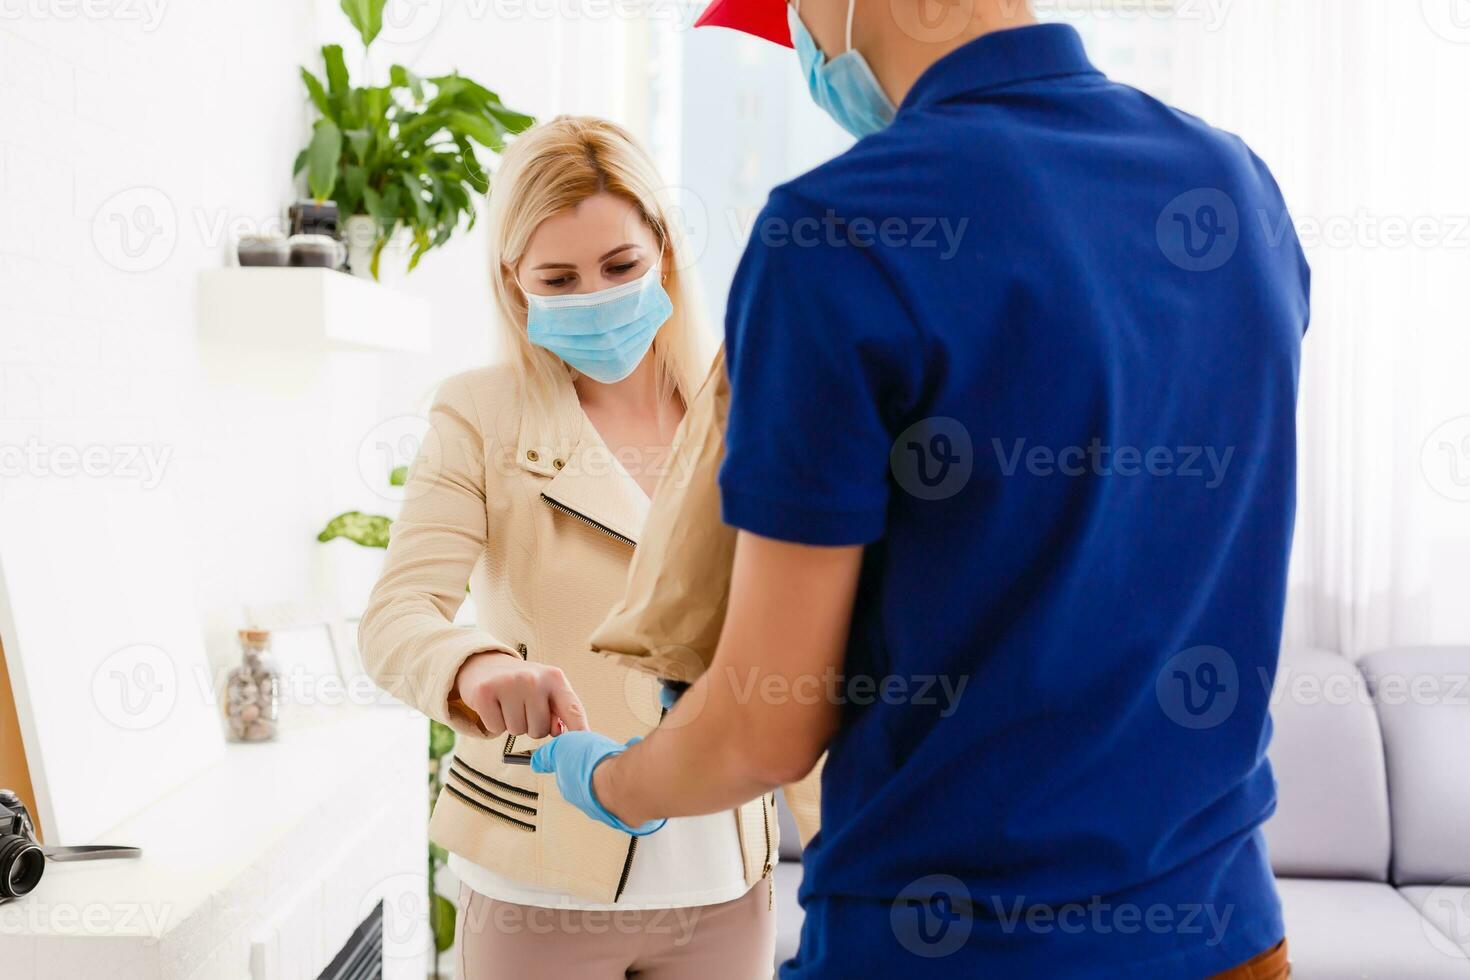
[{"xmin": 718, "ymin": 188, "xmax": 923, "ymax": 546}]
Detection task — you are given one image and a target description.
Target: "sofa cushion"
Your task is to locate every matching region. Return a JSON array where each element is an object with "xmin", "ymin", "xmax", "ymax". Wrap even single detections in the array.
[
  {"xmin": 773, "ymin": 860, "xmax": 804, "ymax": 968},
  {"xmin": 1402, "ymin": 885, "xmax": 1470, "ymax": 958},
  {"xmin": 1264, "ymin": 648, "xmax": 1391, "ymax": 880},
  {"xmin": 1359, "ymin": 647, "xmax": 1470, "ymax": 886},
  {"xmin": 776, "ymin": 788, "xmax": 803, "ymax": 861},
  {"xmin": 1277, "ymin": 878, "xmax": 1470, "ymax": 978}
]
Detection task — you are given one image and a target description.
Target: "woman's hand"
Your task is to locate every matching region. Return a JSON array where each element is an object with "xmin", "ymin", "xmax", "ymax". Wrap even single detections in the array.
[{"xmin": 453, "ymin": 651, "xmax": 590, "ymax": 738}]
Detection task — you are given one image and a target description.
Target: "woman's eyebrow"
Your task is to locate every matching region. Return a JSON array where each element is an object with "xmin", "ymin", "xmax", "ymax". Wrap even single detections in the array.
[
  {"xmin": 530, "ymin": 244, "xmax": 639, "ymax": 271},
  {"xmin": 599, "ymin": 243, "xmax": 639, "ymax": 261}
]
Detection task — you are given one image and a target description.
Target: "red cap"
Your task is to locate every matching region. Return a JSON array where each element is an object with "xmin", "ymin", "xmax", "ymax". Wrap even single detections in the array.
[{"xmin": 694, "ymin": 0, "xmax": 794, "ymax": 48}]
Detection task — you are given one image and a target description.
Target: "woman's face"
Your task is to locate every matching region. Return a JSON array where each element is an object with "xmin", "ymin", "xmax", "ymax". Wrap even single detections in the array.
[{"xmin": 516, "ymin": 191, "xmax": 662, "ymax": 297}]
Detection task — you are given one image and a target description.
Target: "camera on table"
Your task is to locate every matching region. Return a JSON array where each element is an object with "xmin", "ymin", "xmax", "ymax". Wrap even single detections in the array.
[{"xmin": 0, "ymin": 789, "xmax": 45, "ymax": 904}]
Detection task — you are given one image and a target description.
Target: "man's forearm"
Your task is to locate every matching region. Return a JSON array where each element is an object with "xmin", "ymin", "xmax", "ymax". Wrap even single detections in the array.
[
  {"xmin": 593, "ymin": 668, "xmax": 827, "ymax": 826},
  {"xmin": 583, "ymin": 533, "xmax": 859, "ymax": 829}
]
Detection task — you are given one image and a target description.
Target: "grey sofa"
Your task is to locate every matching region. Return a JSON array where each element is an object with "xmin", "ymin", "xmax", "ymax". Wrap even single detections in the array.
[{"xmin": 773, "ymin": 646, "xmax": 1470, "ymax": 977}]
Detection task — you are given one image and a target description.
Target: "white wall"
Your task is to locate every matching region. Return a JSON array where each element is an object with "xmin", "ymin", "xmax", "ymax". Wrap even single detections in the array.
[
  {"xmin": 0, "ymin": 1, "xmax": 637, "ymax": 693},
  {"xmin": 1, "ymin": 3, "xmax": 326, "ymax": 686}
]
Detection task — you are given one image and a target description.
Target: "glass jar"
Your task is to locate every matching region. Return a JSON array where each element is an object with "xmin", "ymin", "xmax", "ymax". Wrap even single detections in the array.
[{"xmin": 223, "ymin": 629, "xmax": 281, "ymax": 742}]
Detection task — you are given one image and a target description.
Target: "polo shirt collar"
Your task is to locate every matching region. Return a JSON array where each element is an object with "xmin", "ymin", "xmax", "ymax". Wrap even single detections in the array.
[{"xmin": 901, "ymin": 23, "xmax": 1100, "ymax": 112}]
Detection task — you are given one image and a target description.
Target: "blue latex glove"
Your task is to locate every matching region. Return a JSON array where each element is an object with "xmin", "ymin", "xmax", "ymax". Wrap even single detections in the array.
[
  {"xmin": 531, "ymin": 732, "xmax": 666, "ymax": 836},
  {"xmin": 658, "ymin": 679, "xmax": 690, "ymax": 712}
]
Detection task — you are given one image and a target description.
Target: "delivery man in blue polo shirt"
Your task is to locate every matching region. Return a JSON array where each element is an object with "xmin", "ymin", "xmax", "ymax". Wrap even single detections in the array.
[{"xmin": 533, "ymin": 0, "xmax": 1310, "ymax": 976}]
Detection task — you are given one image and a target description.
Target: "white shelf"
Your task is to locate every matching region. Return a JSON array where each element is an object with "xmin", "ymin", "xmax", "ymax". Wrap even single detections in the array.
[
  {"xmin": 197, "ymin": 268, "xmax": 431, "ymax": 354},
  {"xmin": 0, "ymin": 706, "xmax": 429, "ymax": 979}
]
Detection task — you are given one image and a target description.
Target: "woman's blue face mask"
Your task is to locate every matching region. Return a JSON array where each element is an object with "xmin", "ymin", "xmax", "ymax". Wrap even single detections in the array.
[
  {"xmin": 788, "ymin": 0, "xmax": 896, "ymax": 139},
  {"xmin": 524, "ymin": 265, "xmax": 673, "ymax": 384}
]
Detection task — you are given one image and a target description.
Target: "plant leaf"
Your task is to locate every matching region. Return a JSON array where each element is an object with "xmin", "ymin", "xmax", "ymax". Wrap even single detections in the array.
[
  {"xmin": 340, "ymin": 164, "xmax": 367, "ymax": 215},
  {"xmin": 443, "ymin": 109, "xmax": 505, "ymax": 152},
  {"xmin": 390, "ymin": 465, "xmax": 409, "ymax": 486},
  {"xmin": 399, "ymin": 171, "xmax": 431, "ymax": 226},
  {"xmin": 316, "ymin": 511, "xmax": 391, "ymax": 548},
  {"xmin": 322, "ymin": 44, "xmax": 350, "ymax": 97},
  {"xmin": 431, "ymin": 892, "xmax": 456, "ymax": 953},
  {"xmin": 487, "ymin": 103, "xmax": 536, "ymax": 135},
  {"xmin": 429, "ymin": 720, "xmax": 456, "ymax": 760},
  {"xmin": 344, "ymin": 128, "xmax": 372, "ymax": 164},
  {"xmin": 391, "ymin": 63, "xmax": 426, "ymax": 101},
  {"xmin": 300, "ymin": 67, "xmax": 331, "ymax": 116},
  {"xmin": 305, "ymin": 119, "xmax": 343, "ymax": 202},
  {"xmin": 339, "ymin": 0, "xmax": 385, "ymax": 48}
]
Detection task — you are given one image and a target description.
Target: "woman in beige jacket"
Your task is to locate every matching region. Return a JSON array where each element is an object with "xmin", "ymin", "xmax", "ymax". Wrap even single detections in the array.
[{"xmin": 358, "ymin": 117, "xmax": 779, "ymax": 978}]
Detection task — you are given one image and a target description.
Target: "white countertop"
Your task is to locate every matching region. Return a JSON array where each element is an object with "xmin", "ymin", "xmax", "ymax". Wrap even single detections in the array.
[{"xmin": 0, "ymin": 705, "xmax": 428, "ymax": 978}]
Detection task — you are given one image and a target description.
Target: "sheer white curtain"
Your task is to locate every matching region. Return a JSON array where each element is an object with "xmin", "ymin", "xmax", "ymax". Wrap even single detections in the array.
[{"xmin": 1168, "ymin": 1, "xmax": 1470, "ymax": 657}]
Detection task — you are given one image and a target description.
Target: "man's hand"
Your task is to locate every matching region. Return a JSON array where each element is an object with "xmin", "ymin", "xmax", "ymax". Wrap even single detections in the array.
[
  {"xmin": 531, "ymin": 732, "xmax": 667, "ymax": 835},
  {"xmin": 453, "ymin": 651, "xmax": 589, "ymax": 737}
]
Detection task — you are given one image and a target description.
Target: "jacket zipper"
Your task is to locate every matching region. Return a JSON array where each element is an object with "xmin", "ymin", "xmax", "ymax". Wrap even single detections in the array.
[
  {"xmin": 540, "ymin": 493, "xmax": 636, "ymax": 547},
  {"xmin": 761, "ymin": 792, "xmax": 774, "ymax": 909},
  {"xmin": 503, "ymin": 643, "xmax": 530, "ymax": 758},
  {"xmin": 614, "ymin": 836, "xmax": 638, "ymax": 901},
  {"xmin": 612, "ymin": 698, "xmax": 673, "ymax": 903}
]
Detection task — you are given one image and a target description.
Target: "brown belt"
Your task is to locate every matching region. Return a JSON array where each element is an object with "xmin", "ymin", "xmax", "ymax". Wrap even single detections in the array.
[{"xmin": 1207, "ymin": 939, "xmax": 1290, "ymax": 979}]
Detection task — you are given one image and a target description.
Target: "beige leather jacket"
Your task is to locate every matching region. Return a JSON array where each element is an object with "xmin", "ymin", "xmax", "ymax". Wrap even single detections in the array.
[{"xmin": 358, "ymin": 363, "xmax": 778, "ymax": 903}]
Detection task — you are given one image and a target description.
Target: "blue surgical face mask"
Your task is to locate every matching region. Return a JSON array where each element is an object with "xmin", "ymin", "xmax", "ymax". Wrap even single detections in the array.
[
  {"xmin": 788, "ymin": 0, "xmax": 896, "ymax": 139},
  {"xmin": 524, "ymin": 265, "xmax": 673, "ymax": 384}
]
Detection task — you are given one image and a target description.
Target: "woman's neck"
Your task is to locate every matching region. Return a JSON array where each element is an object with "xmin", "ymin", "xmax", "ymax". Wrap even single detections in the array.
[{"xmin": 573, "ymin": 353, "xmax": 665, "ymax": 417}]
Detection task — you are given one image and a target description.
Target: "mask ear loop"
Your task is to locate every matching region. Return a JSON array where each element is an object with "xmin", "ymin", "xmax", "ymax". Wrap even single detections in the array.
[
  {"xmin": 845, "ymin": 0, "xmax": 855, "ymax": 53},
  {"xmin": 508, "ymin": 264, "xmax": 532, "ymax": 306}
]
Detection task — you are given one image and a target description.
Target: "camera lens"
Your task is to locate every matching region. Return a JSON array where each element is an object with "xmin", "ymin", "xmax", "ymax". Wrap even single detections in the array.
[{"xmin": 0, "ymin": 836, "xmax": 45, "ymax": 899}]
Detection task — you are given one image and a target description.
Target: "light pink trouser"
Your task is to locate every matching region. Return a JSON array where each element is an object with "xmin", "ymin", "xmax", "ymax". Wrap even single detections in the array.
[{"xmin": 456, "ymin": 880, "xmax": 776, "ymax": 980}]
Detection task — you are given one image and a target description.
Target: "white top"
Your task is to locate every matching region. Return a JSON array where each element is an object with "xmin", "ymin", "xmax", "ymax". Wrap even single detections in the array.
[{"xmin": 449, "ymin": 809, "xmax": 750, "ymax": 911}]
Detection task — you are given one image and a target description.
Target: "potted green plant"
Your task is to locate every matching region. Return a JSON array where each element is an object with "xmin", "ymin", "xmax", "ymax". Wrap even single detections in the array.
[{"xmin": 295, "ymin": 0, "xmax": 535, "ymax": 280}]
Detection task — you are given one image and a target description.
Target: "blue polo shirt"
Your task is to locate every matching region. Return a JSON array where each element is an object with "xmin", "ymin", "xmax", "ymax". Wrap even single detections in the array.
[{"xmin": 719, "ymin": 23, "xmax": 1309, "ymax": 979}]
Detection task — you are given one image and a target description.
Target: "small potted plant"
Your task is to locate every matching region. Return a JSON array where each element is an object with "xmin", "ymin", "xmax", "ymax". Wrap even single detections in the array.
[{"xmin": 295, "ymin": 0, "xmax": 535, "ymax": 281}]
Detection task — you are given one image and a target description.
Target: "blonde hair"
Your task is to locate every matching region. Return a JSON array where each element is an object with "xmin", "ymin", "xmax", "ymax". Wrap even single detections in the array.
[{"xmin": 486, "ymin": 115, "xmax": 711, "ymax": 427}]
